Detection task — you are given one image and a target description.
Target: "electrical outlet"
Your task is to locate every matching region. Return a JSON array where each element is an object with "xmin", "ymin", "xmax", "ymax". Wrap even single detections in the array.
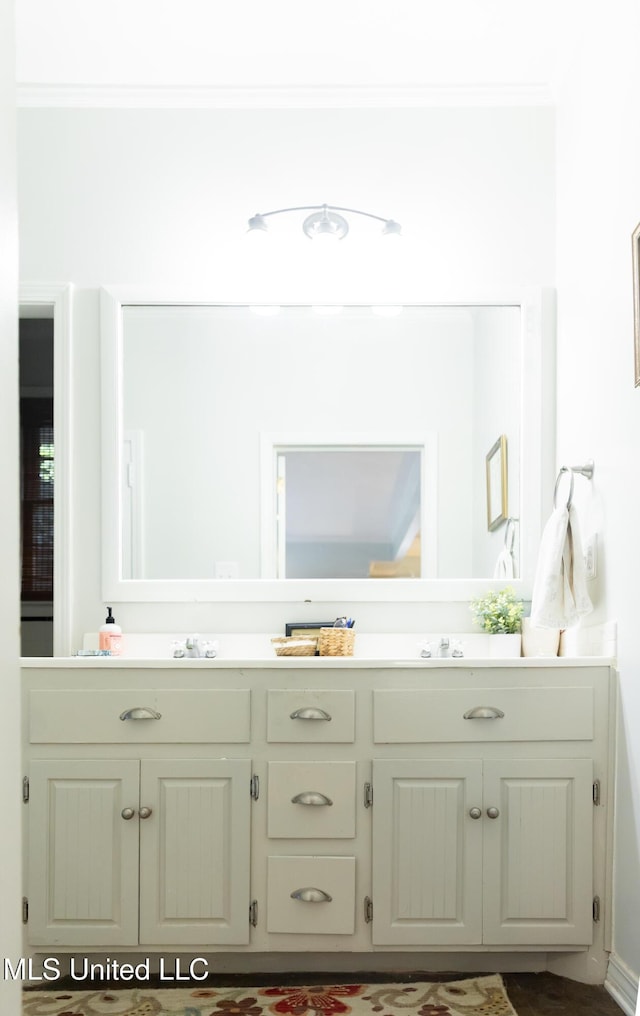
[{"xmin": 584, "ymin": 535, "xmax": 597, "ymax": 580}]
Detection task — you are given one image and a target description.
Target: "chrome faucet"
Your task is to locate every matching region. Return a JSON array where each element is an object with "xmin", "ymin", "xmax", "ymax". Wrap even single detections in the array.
[
  {"xmin": 437, "ymin": 636, "xmax": 450, "ymax": 658},
  {"xmin": 185, "ymin": 634, "xmax": 202, "ymax": 658},
  {"xmin": 172, "ymin": 635, "xmax": 218, "ymax": 659}
]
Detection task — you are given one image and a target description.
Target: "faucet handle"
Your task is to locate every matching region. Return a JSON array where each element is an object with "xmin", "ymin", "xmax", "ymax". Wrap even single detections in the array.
[{"xmin": 201, "ymin": 639, "xmax": 219, "ymax": 659}]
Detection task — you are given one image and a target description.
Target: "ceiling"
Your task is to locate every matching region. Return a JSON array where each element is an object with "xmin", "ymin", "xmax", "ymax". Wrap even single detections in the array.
[{"xmin": 15, "ymin": 0, "xmax": 567, "ymax": 105}]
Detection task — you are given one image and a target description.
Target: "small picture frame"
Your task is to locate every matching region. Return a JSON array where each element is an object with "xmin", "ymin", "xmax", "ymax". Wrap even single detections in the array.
[
  {"xmin": 285, "ymin": 621, "xmax": 335, "ymax": 638},
  {"xmin": 486, "ymin": 435, "xmax": 508, "ymax": 531},
  {"xmin": 633, "ymin": 220, "xmax": 640, "ymax": 387}
]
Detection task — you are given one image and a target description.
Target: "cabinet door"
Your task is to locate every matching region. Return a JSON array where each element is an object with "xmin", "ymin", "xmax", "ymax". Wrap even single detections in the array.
[
  {"xmin": 28, "ymin": 759, "xmax": 140, "ymax": 946},
  {"xmin": 482, "ymin": 758, "xmax": 593, "ymax": 945},
  {"xmin": 371, "ymin": 759, "xmax": 483, "ymax": 945},
  {"xmin": 139, "ymin": 758, "xmax": 251, "ymax": 945}
]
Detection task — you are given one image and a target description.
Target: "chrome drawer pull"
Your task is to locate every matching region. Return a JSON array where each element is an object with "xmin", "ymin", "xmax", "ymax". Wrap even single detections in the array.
[
  {"xmin": 486, "ymin": 806, "xmax": 500, "ymax": 819},
  {"xmin": 138, "ymin": 806, "xmax": 153, "ymax": 819},
  {"xmin": 290, "ymin": 887, "xmax": 333, "ymax": 903},
  {"xmin": 290, "ymin": 707, "xmax": 332, "ymax": 721},
  {"xmin": 119, "ymin": 707, "xmax": 162, "ymax": 721},
  {"xmin": 121, "ymin": 807, "xmax": 135, "ymax": 820},
  {"xmin": 291, "ymin": 791, "xmax": 333, "ymax": 807},
  {"xmin": 468, "ymin": 807, "xmax": 482, "ymax": 820},
  {"xmin": 463, "ymin": 706, "xmax": 505, "ymax": 720}
]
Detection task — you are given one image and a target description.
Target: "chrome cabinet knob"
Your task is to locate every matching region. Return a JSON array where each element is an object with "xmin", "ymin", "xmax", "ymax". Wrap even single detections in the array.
[
  {"xmin": 468, "ymin": 806, "xmax": 482, "ymax": 820},
  {"xmin": 290, "ymin": 887, "xmax": 332, "ymax": 903},
  {"xmin": 121, "ymin": 807, "xmax": 135, "ymax": 820},
  {"xmin": 138, "ymin": 806, "xmax": 153, "ymax": 819},
  {"xmin": 486, "ymin": 806, "xmax": 500, "ymax": 819},
  {"xmin": 291, "ymin": 791, "xmax": 333, "ymax": 806}
]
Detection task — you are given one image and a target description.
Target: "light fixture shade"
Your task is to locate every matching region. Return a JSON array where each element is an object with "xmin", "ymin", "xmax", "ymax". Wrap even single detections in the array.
[
  {"xmin": 247, "ymin": 213, "xmax": 268, "ymax": 232},
  {"xmin": 302, "ymin": 207, "xmax": 349, "ymax": 240},
  {"xmin": 382, "ymin": 219, "xmax": 402, "ymax": 236}
]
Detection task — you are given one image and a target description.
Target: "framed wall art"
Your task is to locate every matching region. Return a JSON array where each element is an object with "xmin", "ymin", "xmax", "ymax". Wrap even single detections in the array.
[{"xmin": 486, "ymin": 434, "xmax": 508, "ymax": 531}]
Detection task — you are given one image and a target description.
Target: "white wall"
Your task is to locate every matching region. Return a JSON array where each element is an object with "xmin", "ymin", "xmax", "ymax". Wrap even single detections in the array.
[
  {"xmin": 18, "ymin": 106, "xmax": 555, "ymax": 294},
  {"xmin": 17, "ymin": 105, "xmax": 555, "ymax": 643},
  {"xmin": 554, "ymin": 0, "xmax": 640, "ymax": 1003},
  {"xmin": 0, "ymin": 0, "xmax": 24, "ymax": 1011}
]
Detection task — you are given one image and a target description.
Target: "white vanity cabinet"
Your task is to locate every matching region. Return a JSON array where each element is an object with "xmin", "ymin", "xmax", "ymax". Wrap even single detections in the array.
[
  {"xmin": 263, "ymin": 688, "xmax": 359, "ymax": 939},
  {"xmin": 21, "ymin": 660, "xmax": 614, "ymax": 977},
  {"xmin": 370, "ymin": 683, "xmax": 598, "ymax": 948},
  {"xmin": 371, "ymin": 757, "xmax": 593, "ymax": 947},
  {"xmin": 25, "ymin": 685, "xmax": 252, "ymax": 948}
]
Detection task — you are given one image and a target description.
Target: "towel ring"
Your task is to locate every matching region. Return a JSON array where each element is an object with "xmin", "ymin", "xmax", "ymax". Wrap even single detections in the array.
[
  {"xmin": 553, "ymin": 466, "xmax": 574, "ymax": 510},
  {"xmin": 553, "ymin": 460, "xmax": 595, "ymax": 510}
]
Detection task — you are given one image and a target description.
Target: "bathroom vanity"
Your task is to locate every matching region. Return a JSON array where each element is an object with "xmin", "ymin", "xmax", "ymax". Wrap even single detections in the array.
[{"xmin": 21, "ymin": 656, "xmax": 615, "ymax": 982}]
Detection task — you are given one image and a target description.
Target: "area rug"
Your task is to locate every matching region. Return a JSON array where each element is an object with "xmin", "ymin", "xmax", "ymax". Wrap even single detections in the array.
[{"xmin": 22, "ymin": 976, "xmax": 517, "ymax": 1016}]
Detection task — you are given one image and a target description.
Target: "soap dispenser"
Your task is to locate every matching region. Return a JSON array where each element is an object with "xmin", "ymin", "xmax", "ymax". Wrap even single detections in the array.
[{"xmin": 99, "ymin": 606, "xmax": 123, "ymax": 656}]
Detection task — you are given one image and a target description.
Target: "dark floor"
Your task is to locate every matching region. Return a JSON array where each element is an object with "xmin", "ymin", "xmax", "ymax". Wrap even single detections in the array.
[
  {"xmin": 24, "ymin": 970, "xmax": 625, "ymax": 1015},
  {"xmin": 501, "ymin": 973, "xmax": 623, "ymax": 1015}
]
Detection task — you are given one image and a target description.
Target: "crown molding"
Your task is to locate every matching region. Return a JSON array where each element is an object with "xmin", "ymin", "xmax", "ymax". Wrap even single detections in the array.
[{"xmin": 16, "ymin": 82, "xmax": 555, "ymax": 109}]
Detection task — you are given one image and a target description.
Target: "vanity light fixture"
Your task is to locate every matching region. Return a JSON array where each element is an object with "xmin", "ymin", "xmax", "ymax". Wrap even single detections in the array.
[{"xmin": 247, "ymin": 203, "xmax": 401, "ymax": 240}]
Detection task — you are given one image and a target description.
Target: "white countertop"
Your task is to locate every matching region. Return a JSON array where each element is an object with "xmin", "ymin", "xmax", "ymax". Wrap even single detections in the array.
[{"xmin": 21, "ymin": 655, "xmax": 615, "ymax": 668}]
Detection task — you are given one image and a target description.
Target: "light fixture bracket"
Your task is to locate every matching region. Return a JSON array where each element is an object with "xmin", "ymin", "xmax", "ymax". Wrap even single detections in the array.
[{"xmin": 246, "ymin": 202, "xmax": 401, "ymax": 240}]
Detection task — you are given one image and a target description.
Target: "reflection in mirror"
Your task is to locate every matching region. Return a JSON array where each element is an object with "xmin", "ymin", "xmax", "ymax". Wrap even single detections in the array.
[
  {"xmin": 117, "ymin": 304, "xmax": 521, "ymax": 582},
  {"xmin": 274, "ymin": 446, "xmax": 424, "ymax": 579}
]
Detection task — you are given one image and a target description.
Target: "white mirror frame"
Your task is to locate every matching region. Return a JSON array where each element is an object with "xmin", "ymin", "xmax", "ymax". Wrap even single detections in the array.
[{"xmin": 100, "ymin": 286, "xmax": 555, "ymax": 603}]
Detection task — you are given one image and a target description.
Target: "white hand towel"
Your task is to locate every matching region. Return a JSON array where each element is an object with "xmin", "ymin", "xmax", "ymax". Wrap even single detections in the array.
[
  {"xmin": 493, "ymin": 547, "xmax": 515, "ymax": 579},
  {"xmin": 530, "ymin": 503, "xmax": 593, "ymax": 629}
]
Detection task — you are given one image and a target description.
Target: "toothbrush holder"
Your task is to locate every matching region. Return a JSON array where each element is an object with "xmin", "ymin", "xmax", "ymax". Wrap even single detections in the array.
[{"xmin": 318, "ymin": 627, "xmax": 355, "ymax": 657}]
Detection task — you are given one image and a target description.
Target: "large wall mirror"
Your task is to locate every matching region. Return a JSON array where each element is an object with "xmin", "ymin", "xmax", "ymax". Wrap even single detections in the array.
[{"xmin": 101, "ymin": 289, "xmax": 554, "ymax": 602}]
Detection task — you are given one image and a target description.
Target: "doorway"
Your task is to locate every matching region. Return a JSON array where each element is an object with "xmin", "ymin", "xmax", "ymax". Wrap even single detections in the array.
[{"xmin": 19, "ymin": 308, "xmax": 54, "ymax": 656}]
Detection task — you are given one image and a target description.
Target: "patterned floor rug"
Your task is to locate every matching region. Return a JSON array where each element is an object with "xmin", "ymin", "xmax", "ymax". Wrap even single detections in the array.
[{"xmin": 22, "ymin": 976, "xmax": 517, "ymax": 1016}]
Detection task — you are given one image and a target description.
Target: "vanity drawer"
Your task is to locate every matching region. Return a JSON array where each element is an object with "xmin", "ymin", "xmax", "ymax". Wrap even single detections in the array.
[
  {"xmin": 267, "ymin": 690, "xmax": 355, "ymax": 743},
  {"xmin": 266, "ymin": 855, "xmax": 356, "ymax": 934},
  {"xmin": 373, "ymin": 687, "xmax": 594, "ymax": 743},
  {"xmin": 267, "ymin": 762, "xmax": 356, "ymax": 839},
  {"xmin": 29, "ymin": 689, "xmax": 251, "ymax": 743}
]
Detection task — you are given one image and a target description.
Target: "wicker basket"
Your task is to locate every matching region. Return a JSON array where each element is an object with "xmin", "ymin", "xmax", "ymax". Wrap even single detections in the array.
[
  {"xmin": 271, "ymin": 636, "xmax": 318, "ymax": 657},
  {"xmin": 318, "ymin": 627, "xmax": 355, "ymax": 657}
]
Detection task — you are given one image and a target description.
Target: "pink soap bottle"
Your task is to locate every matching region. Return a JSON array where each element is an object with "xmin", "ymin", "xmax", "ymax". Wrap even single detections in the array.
[{"xmin": 99, "ymin": 606, "xmax": 123, "ymax": 656}]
